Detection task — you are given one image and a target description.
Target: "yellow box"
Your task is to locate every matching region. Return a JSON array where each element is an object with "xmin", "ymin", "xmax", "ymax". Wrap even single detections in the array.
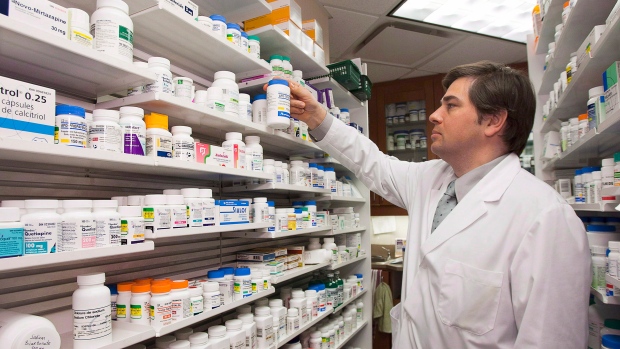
[
  {"xmin": 302, "ymin": 19, "xmax": 323, "ymax": 48},
  {"xmin": 244, "ymin": 0, "xmax": 302, "ymax": 31},
  {"xmin": 276, "ymin": 20, "xmax": 302, "ymax": 47}
]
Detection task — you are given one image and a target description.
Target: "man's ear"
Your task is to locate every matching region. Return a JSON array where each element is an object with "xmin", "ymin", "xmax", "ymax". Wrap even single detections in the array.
[{"xmin": 484, "ymin": 109, "xmax": 508, "ymax": 137}]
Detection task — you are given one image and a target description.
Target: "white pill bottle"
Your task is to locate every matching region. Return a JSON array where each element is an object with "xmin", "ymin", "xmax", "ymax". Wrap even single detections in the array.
[
  {"xmin": 222, "ymin": 132, "xmax": 246, "ymax": 169},
  {"xmin": 172, "ymin": 126, "xmax": 195, "ymax": 162},
  {"xmin": 266, "ymin": 80, "xmax": 291, "ymax": 129},
  {"xmin": 91, "ymin": 0, "xmax": 134, "ymax": 62},
  {"xmin": 73, "ymin": 273, "xmax": 112, "ymax": 348},
  {"xmin": 0, "ymin": 309, "xmax": 61, "ymax": 349}
]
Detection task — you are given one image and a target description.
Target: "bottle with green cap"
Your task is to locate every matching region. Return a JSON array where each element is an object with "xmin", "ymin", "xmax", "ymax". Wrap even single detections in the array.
[
  {"xmin": 614, "ymin": 152, "xmax": 620, "ymax": 187},
  {"xmin": 282, "ymin": 56, "xmax": 292, "ymax": 77},
  {"xmin": 269, "ymin": 55, "xmax": 284, "ymax": 78},
  {"xmin": 248, "ymin": 35, "xmax": 261, "ymax": 59},
  {"xmin": 602, "ymin": 319, "xmax": 620, "ymax": 339},
  {"xmin": 334, "ymin": 271, "xmax": 344, "ymax": 307},
  {"xmin": 325, "ymin": 273, "xmax": 338, "ymax": 308}
]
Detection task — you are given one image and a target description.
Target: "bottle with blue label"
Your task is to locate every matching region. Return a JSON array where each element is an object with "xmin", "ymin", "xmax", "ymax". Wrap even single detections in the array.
[
  {"xmin": 145, "ymin": 113, "xmax": 172, "ymax": 158},
  {"xmin": 0, "ymin": 207, "xmax": 24, "ymax": 258},
  {"xmin": 21, "ymin": 200, "xmax": 60, "ymax": 255}
]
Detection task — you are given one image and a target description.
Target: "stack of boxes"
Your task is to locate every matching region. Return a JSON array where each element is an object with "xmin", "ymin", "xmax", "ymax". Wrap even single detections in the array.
[
  {"xmin": 236, "ymin": 246, "xmax": 305, "ymax": 276},
  {"xmin": 244, "ymin": 0, "xmax": 325, "ymax": 65}
]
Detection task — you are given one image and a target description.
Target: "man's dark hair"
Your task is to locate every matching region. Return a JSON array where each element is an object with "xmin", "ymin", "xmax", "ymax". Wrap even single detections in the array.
[{"xmin": 442, "ymin": 61, "xmax": 535, "ymax": 155}]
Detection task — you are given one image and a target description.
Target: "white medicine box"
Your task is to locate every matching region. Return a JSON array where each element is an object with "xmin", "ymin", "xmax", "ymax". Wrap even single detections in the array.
[
  {"xmin": 0, "ymin": 75, "xmax": 55, "ymax": 143},
  {"xmin": 0, "ymin": 0, "xmax": 69, "ymax": 38}
]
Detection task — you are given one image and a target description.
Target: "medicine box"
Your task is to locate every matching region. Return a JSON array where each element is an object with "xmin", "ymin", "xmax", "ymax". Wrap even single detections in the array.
[
  {"xmin": 196, "ymin": 143, "xmax": 233, "ymax": 167},
  {"xmin": 287, "ymin": 246, "xmax": 305, "ymax": 267},
  {"xmin": 302, "ymin": 19, "xmax": 323, "ymax": 48},
  {"xmin": 286, "ymin": 261, "xmax": 298, "ymax": 270},
  {"xmin": 313, "ymin": 43, "xmax": 325, "ymax": 66},
  {"xmin": 0, "ymin": 75, "xmax": 56, "ymax": 143},
  {"xmin": 275, "ymin": 255, "xmax": 287, "ymax": 264},
  {"xmin": 237, "ymin": 251, "xmax": 276, "ymax": 262},
  {"xmin": 161, "ymin": 0, "xmax": 198, "ymax": 19},
  {"xmin": 576, "ymin": 25, "xmax": 605, "ymax": 70},
  {"xmin": 245, "ymin": 0, "xmax": 302, "ymax": 31},
  {"xmin": 275, "ymin": 20, "xmax": 302, "ymax": 47},
  {"xmin": 219, "ymin": 200, "xmax": 249, "ymax": 225},
  {"xmin": 300, "ymin": 32, "xmax": 314, "ymax": 56},
  {"xmin": 236, "ymin": 260, "xmax": 284, "ymax": 275},
  {"xmin": 604, "ymin": 61, "xmax": 620, "ymax": 115},
  {"xmin": 252, "ymin": 247, "xmax": 287, "ymax": 257},
  {"xmin": 1, "ymin": 0, "xmax": 68, "ymax": 38}
]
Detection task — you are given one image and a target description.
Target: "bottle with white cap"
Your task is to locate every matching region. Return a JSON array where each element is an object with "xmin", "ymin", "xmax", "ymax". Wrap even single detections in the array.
[
  {"xmin": 222, "ymin": 132, "xmax": 246, "ymax": 169},
  {"xmin": 167, "ymin": 195, "xmax": 187, "ymax": 228},
  {"xmin": 212, "ymin": 71, "xmax": 239, "ymax": 117},
  {"xmin": 181, "ymin": 188, "xmax": 204, "ymax": 227},
  {"xmin": 238, "ymin": 93, "xmax": 253, "ymax": 121},
  {"xmin": 90, "ymin": 0, "xmax": 133, "ymax": 62},
  {"xmin": 169, "ymin": 340, "xmax": 191, "ymax": 349},
  {"xmin": 286, "ymin": 308, "xmax": 300, "ymax": 334},
  {"xmin": 208, "ymin": 325, "xmax": 231, "ymax": 349},
  {"xmin": 269, "ymin": 299, "xmax": 287, "ymax": 342},
  {"xmin": 72, "ymin": 273, "xmax": 112, "ymax": 348},
  {"xmin": 199, "ymin": 189, "xmax": 216, "ymax": 226},
  {"xmin": 146, "ymin": 57, "xmax": 173, "ymax": 94},
  {"xmin": 238, "ymin": 313, "xmax": 258, "ymax": 349},
  {"xmin": 68, "ymin": 8, "xmax": 93, "ymax": 47},
  {"xmin": 60, "ymin": 200, "xmax": 95, "ymax": 252},
  {"xmin": 175, "ymin": 327, "xmax": 194, "ymax": 340},
  {"xmin": 308, "ymin": 331, "xmax": 321, "ymax": 349},
  {"xmin": 172, "ymin": 126, "xmax": 195, "ymax": 162},
  {"xmin": 89, "ymin": 109, "xmax": 122, "ymax": 152},
  {"xmin": 226, "ymin": 319, "xmax": 247, "ymax": 349},
  {"xmin": 156, "ymin": 335, "xmax": 177, "ymax": 349},
  {"xmin": 143, "ymin": 194, "xmax": 172, "ymax": 236},
  {"xmin": 21, "ymin": 200, "xmax": 61, "ymax": 254},
  {"xmin": 290, "ymin": 290, "xmax": 308, "ymax": 325},
  {"xmin": 188, "ymin": 332, "xmax": 210, "ymax": 349},
  {"xmin": 254, "ymin": 306, "xmax": 275, "ymax": 348},
  {"xmin": 206, "ymin": 86, "xmax": 226, "ymax": 113},
  {"xmin": 92, "ymin": 200, "xmax": 121, "ymax": 247},
  {"xmin": 245, "ymin": 136, "xmax": 263, "ymax": 172}
]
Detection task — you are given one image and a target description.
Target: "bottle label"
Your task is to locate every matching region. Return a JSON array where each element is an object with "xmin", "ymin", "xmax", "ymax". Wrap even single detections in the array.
[
  {"xmin": 55, "ymin": 116, "xmax": 87, "ymax": 147},
  {"xmin": 73, "ymin": 304, "xmax": 112, "ymax": 340},
  {"xmin": 203, "ymin": 200, "xmax": 216, "ymax": 226},
  {"xmin": 116, "ymin": 304, "xmax": 127, "ymax": 319},
  {"xmin": 171, "ymin": 207, "xmax": 187, "ymax": 228},
  {"xmin": 61, "ymin": 218, "xmax": 96, "ymax": 252},
  {"xmin": 120, "ymin": 217, "xmax": 145, "ymax": 245},
  {"xmin": 146, "ymin": 134, "xmax": 173, "ymax": 158},
  {"xmin": 151, "ymin": 299, "xmax": 172, "ymax": 326},
  {"xmin": 94, "ymin": 217, "xmax": 121, "ymax": 247},
  {"xmin": 23, "ymin": 219, "xmax": 58, "ymax": 254},
  {"xmin": 120, "ymin": 123, "xmax": 146, "ymax": 155},
  {"xmin": 89, "ymin": 124, "xmax": 122, "ymax": 152},
  {"xmin": 173, "ymin": 139, "xmax": 195, "ymax": 161},
  {"xmin": 0, "ymin": 227, "xmax": 24, "ymax": 258}
]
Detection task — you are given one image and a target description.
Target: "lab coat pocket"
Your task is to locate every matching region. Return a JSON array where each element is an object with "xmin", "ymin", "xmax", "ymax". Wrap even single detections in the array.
[
  {"xmin": 390, "ymin": 303, "xmax": 401, "ymax": 344},
  {"xmin": 438, "ymin": 259, "xmax": 503, "ymax": 335}
]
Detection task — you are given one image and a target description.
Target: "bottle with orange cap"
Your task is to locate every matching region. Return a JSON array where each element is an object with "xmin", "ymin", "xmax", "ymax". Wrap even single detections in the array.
[
  {"xmin": 171, "ymin": 280, "xmax": 191, "ymax": 322},
  {"xmin": 116, "ymin": 281, "xmax": 135, "ymax": 322},
  {"xmin": 130, "ymin": 283, "xmax": 151, "ymax": 325},
  {"xmin": 151, "ymin": 281, "xmax": 173, "ymax": 331},
  {"xmin": 145, "ymin": 113, "xmax": 173, "ymax": 158},
  {"xmin": 577, "ymin": 113, "xmax": 589, "ymax": 139}
]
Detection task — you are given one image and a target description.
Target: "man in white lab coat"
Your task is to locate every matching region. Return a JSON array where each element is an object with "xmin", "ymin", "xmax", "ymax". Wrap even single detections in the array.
[{"xmin": 285, "ymin": 61, "xmax": 591, "ymax": 348}]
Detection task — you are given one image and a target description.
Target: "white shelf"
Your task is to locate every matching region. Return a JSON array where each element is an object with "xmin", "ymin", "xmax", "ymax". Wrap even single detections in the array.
[
  {"xmin": 277, "ymin": 306, "xmax": 334, "ymax": 347},
  {"xmin": 146, "ymin": 223, "xmax": 272, "ymax": 239},
  {"xmin": 313, "ymin": 227, "xmax": 367, "ymax": 237},
  {"xmin": 334, "ymin": 289, "xmax": 367, "ymax": 315},
  {"xmin": 131, "ymin": 2, "xmax": 271, "ymax": 80},
  {"xmin": 157, "ymin": 287, "xmax": 275, "ymax": 336},
  {"xmin": 336, "ymin": 320, "xmax": 368, "ymax": 349},
  {"xmin": 304, "ymin": 158, "xmax": 350, "ymax": 173},
  {"xmin": 58, "ymin": 320, "xmax": 156, "ymax": 349},
  {"xmin": 0, "ymin": 139, "xmax": 271, "ymax": 181},
  {"xmin": 306, "ymin": 77, "xmax": 364, "ymax": 110},
  {"xmin": 535, "ymin": 0, "xmax": 564, "ymax": 54},
  {"xmin": 0, "ymin": 16, "xmax": 155, "ymax": 98},
  {"xmin": 0, "ymin": 242, "xmax": 154, "ymax": 272},
  {"xmin": 271, "ymin": 263, "xmax": 331, "ymax": 284},
  {"xmin": 222, "ymin": 183, "xmax": 331, "ymax": 194},
  {"xmin": 602, "ymin": 187, "xmax": 620, "ymax": 197},
  {"xmin": 327, "ymin": 255, "xmax": 367, "ymax": 270},
  {"xmin": 316, "ymin": 196, "xmax": 367, "ymax": 203},
  {"xmin": 222, "ymin": 226, "xmax": 332, "ymax": 239},
  {"xmin": 591, "ymin": 287, "xmax": 620, "ymax": 304},
  {"xmin": 570, "ymin": 203, "xmax": 619, "ymax": 212},
  {"xmin": 538, "ymin": 0, "xmax": 615, "ymax": 94},
  {"xmin": 606, "ymin": 274, "xmax": 620, "ymax": 289},
  {"xmin": 247, "ymin": 25, "xmax": 329, "ymax": 79}
]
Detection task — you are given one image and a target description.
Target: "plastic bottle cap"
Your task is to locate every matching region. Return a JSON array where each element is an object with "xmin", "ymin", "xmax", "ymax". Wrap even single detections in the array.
[
  {"xmin": 227, "ymin": 23, "xmax": 241, "ymax": 30},
  {"xmin": 172, "ymin": 280, "xmax": 189, "ymax": 289},
  {"xmin": 188, "ymin": 332, "xmax": 209, "ymax": 344},
  {"xmin": 175, "ymin": 327, "xmax": 193, "ymax": 338},
  {"xmin": 156, "ymin": 335, "xmax": 177, "ymax": 347},
  {"xmin": 268, "ymin": 80, "xmax": 289, "ymax": 87},
  {"xmin": 269, "ymin": 55, "xmax": 283, "ymax": 61},
  {"xmin": 208, "ymin": 325, "xmax": 227, "ymax": 338},
  {"xmin": 268, "ymin": 201, "xmax": 275, "ymax": 207},
  {"xmin": 62, "ymin": 200, "xmax": 93, "ymax": 209},
  {"xmin": 198, "ymin": 189, "xmax": 212, "ymax": 198},
  {"xmin": 166, "ymin": 195, "xmax": 185, "ymax": 205},
  {"xmin": 55, "ymin": 104, "xmax": 85, "ymax": 117},
  {"xmin": 132, "ymin": 283, "xmax": 151, "ymax": 293},
  {"xmin": 152, "ymin": 283, "xmax": 172, "ymax": 293},
  {"xmin": 248, "ymin": 35, "xmax": 260, "ymax": 42},
  {"xmin": 214, "ymin": 71, "xmax": 236, "ymax": 81},
  {"xmin": 148, "ymin": 56, "xmax": 171, "ymax": 69},
  {"xmin": 288, "ymin": 308, "xmax": 298, "ymax": 316},
  {"xmin": 255, "ymin": 306, "xmax": 271, "ymax": 315},
  {"xmin": 253, "ymin": 197, "xmax": 267, "ymax": 203},
  {"xmin": 225, "ymin": 132, "xmax": 243, "ymax": 141},
  {"xmin": 134, "ymin": 278, "xmax": 152, "ymax": 285},
  {"xmin": 206, "ymin": 86, "xmax": 224, "ymax": 100},
  {"xmin": 77, "ymin": 273, "xmax": 105, "ymax": 286},
  {"xmin": 207, "ymin": 270, "xmax": 225, "ymax": 279},
  {"xmin": 203, "ymin": 281, "xmax": 219, "ymax": 292},
  {"xmin": 602, "ymin": 334, "xmax": 620, "ymax": 348},
  {"xmin": 0, "ymin": 207, "xmax": 20, "ymax": 222},
  {"xmin": 269, "ymin": 299, "xmax": 283, "ymax": 307},
  {"xmin": 589, "ymin": 86, "xmax": 604, "ymax": 98},
  {"xmin": 92, "ymin": 200, "xmax": 118, "ymax": 208},
  {"xmin": 578, "ymin": 113, "xmax": 588, "ymax": 121},
  {"xmin": 171, "ymin": 126, "xmax": 192, "ymax": 136},
  {"xmin": 225, "ymin": 319, "xmax": 243, "ymax": 330},
  {"xmin": 246, "ymin": 136, "xmax": 260, "ymax": 144},
  {"xmin": 235, "ymin": 268, "xmax": 251, "ymax": 276},
  {"xmin": 219, "ymin": 267, "xmax": 235, "ymax": 275},
  {"xmin": 241, "ymin": 31, "xmax": 248, "ymax": 38},
  {"xmin": 588, "ymin": 225, "xmax": 616, "ymax": 232},
  {"xmin": 292, "ymin": 290, "xmax": 305, "ymax": 298},
  {"xmin": 116, "ymin": 282, "xmax": 135, "ymax": 292},
  {"xmin": 145, "ymin": 112, "xmax": 169, "ymax": 129},
  {"xmin": 97, "ymin": 0, "xmax": 129, "ymax": 13},
  {"xmin": 24, "ymin": 199, "xmax": 59, "ymax": 209},
  {"xmin": 238, "ymin": 313, "xmax": 254, "ymax": 323},
  {"xmin": 210, "ymin": 14, "xmax": 226, "ymax": 22},
  {"xmin": 145, "ymin": 194, "xmax": 167, "ymax": 205},
  {"xmin": 169, "ymin": 341, "xmax": 190, "ymax": 349},
  {"xmin": 253, "ymin": 94, "xmax": 266, "ymax": 101},
  {"xmin": 93, "ymin": 109, "xmax": 120, "ymax": 122},
  {"xmin": 282, "ymin": 56, "xmax": 291, "ymax": 61},
  {"xmin": 239, "ymin": 93, "xmax": 251, "ymax": 104}
]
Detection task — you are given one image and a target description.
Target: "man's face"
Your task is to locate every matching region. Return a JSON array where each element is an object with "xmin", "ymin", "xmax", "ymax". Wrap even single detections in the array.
[{"xmin": 428, "ymin": 77, "xmax": 486, "ymax": 159}]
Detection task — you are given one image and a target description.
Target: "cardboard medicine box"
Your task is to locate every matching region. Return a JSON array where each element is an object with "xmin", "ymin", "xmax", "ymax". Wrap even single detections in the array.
[
  {"xmin": 196, "ymin": 143, "xmax": 233, "ymax": 167},
  {"xmin": 0, "ymin": 75, "xmax": 55, "ymax": 143},
  {"xmin": 1, "ymin": 0, "xmax": 68, "ymax": 38},
  {"xmin": 245, "ymin": 0, "xmax": 302, "ymax": 31},
  {"xmin": 604, "ymin": 61, "xmax": 620, "ymax": 115},
  {"xmin": 162, "ymin": 0, "xmax": 198, "ymax": 19},
  {"xmin": 219, "ymin": 200, "xmax": 249, "ymax": 225},
  {"xmin": 275, "ymin": 20, "xmax": 302, "ymax": 47},
  {"xmin": 252, "ymin": 247, "xmax": 287, "ymax": 257},
  {"xmin": 237, "ymin": 251, "xmax": 276, "ymax": 262},
  {"xmin": 302, "ymin": 19, "xmax": 323, "ymax": 48}
]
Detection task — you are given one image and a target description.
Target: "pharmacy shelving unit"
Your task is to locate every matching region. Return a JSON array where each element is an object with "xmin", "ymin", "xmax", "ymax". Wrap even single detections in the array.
[
  {"xmin": 334, "ymin": 289, "xmax": 367, "ymax": 315},
  {"xmin": 591, "ymin": 288, "xmax": 620, "ymax": 305},
  {"xmin": 306, "ymin": 76, "xmax": 364, "ymax": 110},
  {"xmin": 222, "ymin": 183, "xmax": 332, "ymax": 195},
  {"xmin": 337, "ymin": 321, "xmax": 369, "ymax": 349},
  {"xmin": 535, "ymin": 0, "xmax": 564, "ymax": 54},
  {"xmin": 312, "ymin": 226, "xmax": 367, "ymax": 237},
  {"xmin": 0, "ymin": 1, "xmax": 373, "ymax": 347},
  {"xmin": 315, "ymin": 196, "xmax": 367, "ymax": 204},
  {"xmin": 569, "ymin": 203, "xmax": 619, "ymax": 212},
  {"xmin": 277, "ymin": 306, "xmax": 334, "ymax": 348},
  {"xmin": 222, "ymin": 226, "xmax": 332, "ymax": 239}
]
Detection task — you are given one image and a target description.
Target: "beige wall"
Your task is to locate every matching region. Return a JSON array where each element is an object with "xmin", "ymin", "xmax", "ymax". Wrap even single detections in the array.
[
  {"xmin": 296, "ymin": 0, "xmax": 330, "ymax": 64},
  {"xmin": 370, "ymin": 216, "xmax": 409, "ymax": 245}
]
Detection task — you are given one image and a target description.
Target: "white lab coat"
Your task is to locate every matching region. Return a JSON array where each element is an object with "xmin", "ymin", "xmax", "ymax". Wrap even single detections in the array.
[{"xmin": 316, "ymin": 118, "xmax": 591, "ymax": 349}]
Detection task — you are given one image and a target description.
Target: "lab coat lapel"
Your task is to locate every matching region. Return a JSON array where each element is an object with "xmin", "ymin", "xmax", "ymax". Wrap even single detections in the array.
[{"xmin": 420, "ymin": 154, "xmax": 522, "ymax": 259}]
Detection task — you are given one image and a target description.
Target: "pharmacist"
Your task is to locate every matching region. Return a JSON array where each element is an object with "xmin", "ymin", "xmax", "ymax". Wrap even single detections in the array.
[{"xmin": 285, "ymin": 61, "xmax": 591, "ymax": 348}]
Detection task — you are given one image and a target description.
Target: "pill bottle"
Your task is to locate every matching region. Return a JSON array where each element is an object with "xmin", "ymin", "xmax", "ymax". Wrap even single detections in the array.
[
  {"xmin": 261, "ymin": 270, "xmax": 271, "ymax": 290},
  {"xmin": 189, "ymin": 332, "xmax": 210, "ymax": 349},
  {"xmin": 240, "ymin": 31, "xmax": 249, "ymax": 52},
  {"xmin": 603, "ymin": 158, "xmax": 615, "ymax": 188},
  {"xmin": 274, "ymin": 161, "xmax": 283, "ymax": 183},
  {"xmin": 60, "ymin": 200, "xmax": 96, "ymax": 252},
  {"xmin": 170, "ymin": 340, "xmax": 190, "ymax": 349},
  {"xmin": 92, "ymin": 200, "xmax": 121, "ymax": 247},
  {"xmin": 0, "ymin": 207, "xmax": 23, "ymax": 258},
  {"xmin": 171, "ymin": 77, "xmax": 192, "ymax": 101},
  {"xmin": 269, "ymin": 55, "xmax": 284, "ymax": 77},
  {"xmin": 208, "ymin": 325, "xmax": 231, "ymax": 349},
  {"xmin": 196, "ymin": 16, "xmax": 213, "ymax": 31},
  {"xmin": 237, "ymin": 305, "xmax": 252, "ymax": 316},
  {"xmin": 0, "ymin": 309, "xmax": 62, "ymax": 349},
  {"xmin": 55, "ymin": 105, "xmax": 87, "ymax": 148},
  {"xmin": 194, "ymin": 90, "xmax": 208, "ymax": 106},
  {"xmin": 339, "ymin": 109, "xmax": 350, "ymax": 125},
  {"xmin": 226, "ymin": 23, "xmax": 242, "ymax": 47},
  {"xmin": 254, "ymin": 307, "xmax": 275, "ymax": 349},
  {"xmin": 171, "ymin": 126, "xmax": 195, "ymax": 162},
  {"xmin": 219, "ymin": 268, "xmax": 237, "ymax": 304},
  {"xmin": 68, "ymin": 8, "xmax": 93, "ymax": 48},
  {"xmin": 202, "ymin": 281, "xmax": 221, "ymax": 310},
  {"xmin": 568, "ymin": 117, "xmax": 579, "ymax": 146},
  {"xmin": 213, "ymin": 71, "xmax": 239, "ymax": 117},
  {"xmin": 291, "ymin": 290, "xmax": 308, "ymax": 325},
  {"xmin": 238, "ymin": 93, "xmax": 253, "ymax": 121},
  {"xmin": 130, "ymin": 283, "xmax": 151, "ymax": 325},
  {"xmin": 1, "ymin": 200, "xmax": 26, "ymax": 216},
  {"xmin": 275, "ymin": 208, "xmax": 288, "ymax": 232},
  {"xmin": 115, "ymin": 282, "xmax": 134, "ymax": 322},
  {"xmin": 150, "ymin": 282, "xmax": 173, "ymax": 331},
  {"xmin": 268, "ymin": 299, "xmax": 286, "ymax": 342},
  {"xmin": 189, "ymin": 286, "xmax": 203, "ymax": 316},
  {"xmin": 334, "ymin": 271, "xmax": 344, "ymax": 306},
  {"xmin": 590, "ymin": 171, "xmax": 602, "ymax": 203},
  {"xmin": 308, "ymin": 331, "xmax": 321, "ymax": 349},
  {"xmin": 143, "ymin": 194, "xmax": 172, "ymax": 234},
  {"xmin": 281, "ymin": 56, "xmax": 293, "ymax": 77},
  {"xmin": 199, "ymin": 189, "xmax": 216, "ymax": 227},
  {"xmin": 303, "ymin": 163, "xmax": 311, "ymax": 186},
  {"xmin": 316, "ymin": 166, "xmax": 325, "ymax": 188},
  {"xmin": 21, "ymin": 200, "xmax": 60, "ymax": 255},
  {"xmin": 260, "ymin": 201, "xmax": 276, "ymax": 233},
  {"xmin": 145, "ymin": 113, "xmax": 173, "ymax": 158},
  {"xmin": 287, "ymin": 209, "xmax": 297, "ymax": 231},
  {"xmin": 267, "ymin": 80, "xmax": 291, "ymax": 129},
  {"xmin": 252, "ymin": 197, "xmax": 269, "ymax": 224},
  {"xmin": 354, "ymin": 302, "xmax": 362, "ymax": 324},
  {"xmin": 156, "ymin": 335, "xmax": 177, "ymax": 349},
  {"xmin": 238, "ymin": 313, "xmax": 257, "ymax": 349},
  {"xmin": 588, "ymin": 86, "xmax": 605, "ymax": 129},
  {"xmin": 299, "ymin": 207, "xmax": 310, "ymax": 229},
  {"xmin": 324, "ymin": 168, "xmax": 337, "ymax": 193},
  {"xmin": 578, "ymin": 113, "xmax": 589, "ymax": 139},
  {"xmin": 255, "ymin": 298, "xmax": 269, "ymax": 308},
  {"xmin": 206, "ymin": 86, "xmax": 226, "ymax": 113},
  {"xmin": 286, "ymin": 308, "xmax": 300, "ymax": 334},
  {"xmin": 289, "ymin": 161, "xmax": 305, "ymax": 186},
  {"xmin": 118, "ymin": 205, "xmax": 145, "ymax": 245},
  {"xmin": 226, "ymin": 319, "xmax": 246, "ymax": 349},
  {"xmin": 209, "ymin": 14, "xmax": 227, "ymax": 39},
  {"xmin": 72, "ymin": 273, "xmax": 112, "ymax": 346},
  {"xmin": 180, "ymin": 188, "xmax": 202, "ymax": 227},
  {"xmin": 146, "ymin": 57, "xmax": 173, "ymax": 94},
  {"xmin": 171, "ymin": 280, "xmax": 191, "ymax": 322},
  {"xmin": 223, "ymin": 132, "xmax": 246, "ymax": 169},
  {"xmin": 252, "ymin": 94, "xmax": 268, "ymax": 124},
  {"xmin": 251, "ymin": 274, "xmax": 263, "ymax": 294},
  {"xmin": 119, "ymin": 106, "xmax": 147, "ymax": 156},
  {"xmin": 245, "ymin": 136, "xmax": 264, "ymax": 172},
  {"xmin": 89, "ymin": 109, "xmax": 122, "ymax": 152},
  {"xmin": 234, "ymin": 267, "xmax": 252, "ymax": 300},
  {"xmin": 91, "ymin": 0, "xmax": 133, "ymax": 62},
  {"xmin": 248, "ymin": 35, "xmax": 261, "ymax": 59}
]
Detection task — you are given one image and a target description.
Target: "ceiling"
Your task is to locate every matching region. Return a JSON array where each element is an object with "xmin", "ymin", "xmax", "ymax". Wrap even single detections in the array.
[{"xmin": 319, "ymin": 0, "xmax": 528, "ymax": 83}]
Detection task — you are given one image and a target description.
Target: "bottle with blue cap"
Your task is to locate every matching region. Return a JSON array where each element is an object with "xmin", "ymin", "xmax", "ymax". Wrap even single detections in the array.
[
  {"xmin": 55, "ymin": 104, "xmax": 87, "ymax": 148},
  {"xmin": 208, "ymin": 269, "xmax": 230, "ymax": 305},
  {"xmin": 226, "ymin": 23, "xmax": 241, "ymax": 47},
  {"xmin": 240, "ymin": 31, "xmax": 249, "ymax": 52},
  {"xmin": 267, "ymin": 80, "xmax": 291, "ymax": 130},
  {"xmin": 305, "ymin": 201, "xmax": 317, "ymax": 227},
  {"xmin": 602, "ymin": 334, "xmax": 620, "ymax": 349},
  {"xmin": 309, "ymin": 163, "xmax": 319, "ymax": 187},
  {"xmin": 252, "ymin": 94, "xmax": 267, "ymax": 124},
  {"xmin": 339, "ymin": 108, "xmax": 350, "ymax": 125},
  {"xmin": 209, "ymin": 14, "xmax": 227, "ymax": 40},
  {"xmin": 234, "ymin": 267, "xmax": 252, "ymax": 300}
]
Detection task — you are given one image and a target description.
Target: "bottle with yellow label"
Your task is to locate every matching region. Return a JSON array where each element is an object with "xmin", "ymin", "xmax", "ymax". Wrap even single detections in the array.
[
  {"xmin": 119, "ymin": 206, "xmax": 145, "ymax": 245},
  {"xmin": 145, "ymin": 113, "xmax": 173, "ymax": 158},
  {"xmin": 130, "ymin": 283, "xmax": 151, "ymax": 325},
  {"xmin": 115, "ymin": 282, "xmax": 134, "ymax": 322}
]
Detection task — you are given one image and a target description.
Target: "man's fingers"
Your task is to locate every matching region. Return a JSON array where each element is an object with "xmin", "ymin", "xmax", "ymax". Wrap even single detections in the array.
[
  {"xmin": 290, "ymin": 107, "xmax": 305, "ymax": 115},
  {"xmin": 291, "ymin": 100, "xmax": 306, "ymax": 109}
]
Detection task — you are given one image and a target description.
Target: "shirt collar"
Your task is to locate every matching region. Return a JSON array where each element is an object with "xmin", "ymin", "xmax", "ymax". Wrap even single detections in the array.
[{"xmin": 454, "ymin": 154, "xmax": 509, "ymax": 202}]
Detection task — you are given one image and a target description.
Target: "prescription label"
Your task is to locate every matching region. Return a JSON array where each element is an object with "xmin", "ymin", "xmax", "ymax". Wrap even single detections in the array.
[
  {"xmin": 73, "ymin": 304, "xmax": 112, "ymax": 340},
  {"xmin": 23, "ymin": 220, "xmax": 58, "ymax": 254},
  {"xmin": 0, "ymin": 227, "xmax": 24, "ymax": 258},
  {"xmin": 116, "ymin": 304, "xmax": 127, "ymax": 319}
]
